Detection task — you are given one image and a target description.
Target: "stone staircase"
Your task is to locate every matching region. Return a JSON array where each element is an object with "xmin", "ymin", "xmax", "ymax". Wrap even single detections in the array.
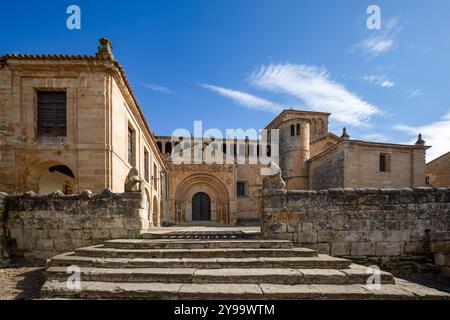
[{"xmin": 41, "ymin": 232, "xmax": 450, "ymax": 299}]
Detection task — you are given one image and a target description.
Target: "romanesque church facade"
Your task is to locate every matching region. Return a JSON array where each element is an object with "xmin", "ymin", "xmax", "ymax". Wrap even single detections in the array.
[{"xmin": 0, "ymin": 39, "xmax": 429, "ymax": 226}]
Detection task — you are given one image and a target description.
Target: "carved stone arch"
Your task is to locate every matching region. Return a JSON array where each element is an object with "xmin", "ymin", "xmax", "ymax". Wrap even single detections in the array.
[
  {"xmin": 152, "ymin": 195, "xmax": 159, "ymax": 227},
  {"xmin": 174, "ymin": 173, "xmax": 230, "ymax": 223},
  {"xmin": 144, "ymin": 188, "xmax": 152, "ymax": 226},
  {"xmin": 24, "ymin": 159, "xmax": 77, "ymax": 194}
]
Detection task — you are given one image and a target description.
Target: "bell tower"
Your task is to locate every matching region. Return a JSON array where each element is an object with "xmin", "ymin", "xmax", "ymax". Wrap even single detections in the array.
[{"xmin": 266, "ymin": 109, "xmax": 330, "ymax": 190}]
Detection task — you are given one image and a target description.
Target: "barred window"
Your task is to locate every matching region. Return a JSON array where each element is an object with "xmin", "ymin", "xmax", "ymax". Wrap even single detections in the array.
[
  {"xmin": 38, "ymin": 91, "xmax": 67, "ymax": 137},
  {"xmin": 144, "ymin": 149, "xmax": 149, "ymax": 182},
  {"xmin": 153, "ymin": 163, "xmax": 158, "ymax": 190},
  {"xmin": 128, "ymin": 126, "xmax": 135, "ymax": 166}
]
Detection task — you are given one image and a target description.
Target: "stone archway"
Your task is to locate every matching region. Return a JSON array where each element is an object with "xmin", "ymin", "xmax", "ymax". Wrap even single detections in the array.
[
  {"xmin": 153, "ymin": 196, "xmax": 159, "ymax": 227},
  {"xmin": 25, "ymin": 160, "xmax": 77, "ymax": 194},
  {"xmin": 174, "ymin": 173, "xmax": 230, "ymax": 224},
  {"xmin": 145, "ymin": 189, "xmax": 152, "ymax": 227}
]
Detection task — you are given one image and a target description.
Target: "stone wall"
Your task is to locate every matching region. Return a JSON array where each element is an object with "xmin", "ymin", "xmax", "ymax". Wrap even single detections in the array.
[
  {"xmin": 262, "ymin": 187, "xmax": 450, "ymax": 272},
  {"xmin": 0, "ymin": 192, "xmax": 7, "ymax": 262},
  {"xmin": 308, "ymin": 148, "xmax": 345, "ymax": 190},
  {"xmin": 427, "ymin": 152, "xmax": 450, "ymax": 188},
  {"xmin": 2, "ymin": 189, "xmax": 149, "ymax": 261}
]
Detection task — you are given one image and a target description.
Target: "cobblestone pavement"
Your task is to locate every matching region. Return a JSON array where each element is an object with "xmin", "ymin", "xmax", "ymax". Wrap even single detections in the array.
[{"xmin": 0, "ymin": 261, "xmax": 45, "ymax": 300}]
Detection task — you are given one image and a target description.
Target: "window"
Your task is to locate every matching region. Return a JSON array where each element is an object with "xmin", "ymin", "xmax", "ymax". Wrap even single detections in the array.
[
  {"xmin": 153, "ymin": 163, "xmax": 158, "ymax": 190},
  {"xmin": 237, "ymin": 182, "xmax": 246, "ymax": 197},
  {"xmin": 290, "ymin": 124, "xmax": 295, "ymax": 136},
  {"xmin": 165, "ymin": 142, "xmax": 172, "ymax": 154},
  {"xmin": 296, "ymin": 124, "xmax": 300, "ymax": 136},
  {"xmin": 156, "ymin": 142, "xmax": 162, "ymax": 153},
  {"xmin": 38, "ymin": 91, "xmax": 67, "ymax": 137},
  {"xmin": 426, "ymin": 176, "xmax": 430, "ymax": 185},
  {"xmin": 144, "ymin": 149, "xmax": 149, "ymax": 182},
  {"xmin": 379, "ymin": 153, "xmax": 390, "ymax": 172},
  {"xmin": 128, "ymin": 126, "xmax": 135, "ymax": 166}
]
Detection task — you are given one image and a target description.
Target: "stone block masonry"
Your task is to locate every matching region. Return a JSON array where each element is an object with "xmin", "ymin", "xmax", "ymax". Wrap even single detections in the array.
[
  {"xmin": 2, "ymin": 189, "xmax": 149, "ymax": 261},
  {"xmin": 0, "ymin": 192, "xmax": 7, "ymax": 262},
  {"xmin": 262, "ymin": 187, "xmax": 450, "ymax": 272}
]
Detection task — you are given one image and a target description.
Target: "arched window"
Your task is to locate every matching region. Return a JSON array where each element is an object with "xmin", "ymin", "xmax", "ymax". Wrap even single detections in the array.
[
  {"xmin": 296, "ymin": 124, "xmax": 300, "ymax": 136},
  {"xmin": 165, "ymin": 142, "xmax": 172, "ymax": 154},
  {"xmin": 290, "ymin": 124, "xmax": 295, "ymax": 136}
]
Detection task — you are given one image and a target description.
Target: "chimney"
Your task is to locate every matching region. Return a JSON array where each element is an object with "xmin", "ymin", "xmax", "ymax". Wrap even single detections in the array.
[
  {"xmin": 415, "ymin": 133, "xmax": 425, "ymax": 146},
  {"xmin": 341, "ymin": 127, "xmax": 350, "ymax": 140},
  {"xmin": 97, "ymin": 38, "xmax": 114, "ymax": 60}
]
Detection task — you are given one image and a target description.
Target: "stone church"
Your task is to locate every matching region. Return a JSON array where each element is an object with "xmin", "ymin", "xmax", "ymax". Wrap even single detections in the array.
[{"xmin": 0, "ymin": 39, "xmax": 429, "ymax": 226}]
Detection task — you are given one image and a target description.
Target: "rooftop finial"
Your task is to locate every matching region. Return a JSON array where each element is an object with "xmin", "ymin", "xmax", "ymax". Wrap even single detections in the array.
[
  {"xmin": 415, "ymin": 133, "xmax": 425, "ymax": 145},
  {"xmin": 341, "ymin": 127, "xmax": 350, "ymax": 140},
  {"xmin": 97, "ymin": 38, "xmax": 114, "ymax": 60}
]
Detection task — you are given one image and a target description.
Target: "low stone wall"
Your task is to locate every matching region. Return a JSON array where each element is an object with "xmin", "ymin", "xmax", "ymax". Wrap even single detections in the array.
[
  {"xmin": 2, "ymin": 189, "xmax": 149, "ymax": 261},
  {"xmin": 0, "ymin": 192, "xmax": 7, "ymax": 262},
  {"xmin": 262, "ymin": 187, "xmax": 450, "ymax": 272}
]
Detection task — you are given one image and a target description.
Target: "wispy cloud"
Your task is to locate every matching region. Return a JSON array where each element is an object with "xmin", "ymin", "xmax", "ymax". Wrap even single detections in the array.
[
  {"xmin": 394, "ymin": 110, "xmax": 450, "ymax": 161},
  {"xmin": 351, "ymin": 18, "xmax": 400, "ymax": 58},
  {"xmin": 363, "ymin": 75, "xmax": 395, "ymax": 88},
  {"xmin": 409, "ymin": 89, "xmax": 423, "ymax": 97},
  {"xmin": 200, "ymin": 83, "xmax": 282, "ymax": 114},
  {"xmin": 249, "ymin": 63, "xmax": 382, "ymax": 127},
  {"xmin": 142, "ymin": 83, "xmax": 175, "ymax": 95}
]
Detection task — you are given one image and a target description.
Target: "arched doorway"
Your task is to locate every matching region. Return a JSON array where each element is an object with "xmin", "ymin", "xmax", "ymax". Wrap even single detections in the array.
[
  {"xmin": 38, "ymin": 165, "xmax": 75, "ymax": 195},
  {"xmin": 153, "ymin": 196, "xmax": 159, "ymax": 227},
  {"xmin": 192, "ymin": 192, "xmax": 211, "ymax": 221},
  {"xmin": 145, "ymin": 189, "xmax": 152, "ymax": 227},
  {"xmin": 174, "ymin": 173, "xmax": 230, "ymax": 224}
]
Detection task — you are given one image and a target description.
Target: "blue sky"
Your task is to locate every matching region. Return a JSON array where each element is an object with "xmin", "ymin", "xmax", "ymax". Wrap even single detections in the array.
[{"xmin": 1, "ymin": 0, "xmax": 449, "ymax": 160}]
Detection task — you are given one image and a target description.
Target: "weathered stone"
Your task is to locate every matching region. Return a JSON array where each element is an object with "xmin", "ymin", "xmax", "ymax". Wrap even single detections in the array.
[
  {"xmin": 298, "ymin": 232, "xmax": 317, "ymax": 244},
  {"xmin": 351, "ymin": 243, "xmax": 375, "ymax": 256},
  {"xmin": 376, "ymin": 242, "xmax": 404, "ymax": 256},
  {"xmin": 331, "ymin": 243, "xmax": 351, "ymax": 256}
]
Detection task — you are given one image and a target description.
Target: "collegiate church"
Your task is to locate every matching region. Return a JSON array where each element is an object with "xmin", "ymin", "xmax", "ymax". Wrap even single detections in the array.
[{"xmin": 0, "ymin": 39, "xmax": 429, "ymax": 226}]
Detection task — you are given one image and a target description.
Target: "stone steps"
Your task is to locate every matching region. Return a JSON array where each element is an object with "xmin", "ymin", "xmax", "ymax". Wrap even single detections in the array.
[
  {"xmin": 103, "ymin": 239, "xmax": 292, "ymax": 249},
  {"xmin": 41, "ymin": 281, "xmax": 449, "ymax": 300},
  {"xmin": 45, "ymin": 266, "xmax": 394, "ymax": 285},
  {"xmin": 41, "ymin": 236, "xmax": 450, "ymax": 300},
  {"xmin": 48, "ymin": 253, "xmax": 351, "ymax": 269},
  {"xmin": 142, "ymin": 230, "xmax": 261, "ymax": 240},
  {"xmin": 74, "ymin": 246, "xmax": 317, "ymax": 259}
]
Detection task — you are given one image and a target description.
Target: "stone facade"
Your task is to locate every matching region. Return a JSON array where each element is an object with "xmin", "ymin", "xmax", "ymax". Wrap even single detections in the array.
[
  {"xmin": 427, "ymin": 151, "xmax": 450, "ymax": 187},
  {"xmin": 0, "ymin": 39, "xmax": 166, "ymax": 226},
  {"xmin": 262, "ymin": 186, "xmax": 450, "ymax": 272},
  {"xmin": 2, "ymin": 190, "xmax": 148, "ymax": 260},
  {"xmin": 308, "ymin": 140, "xmax": 428, "ymax": 189}
]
